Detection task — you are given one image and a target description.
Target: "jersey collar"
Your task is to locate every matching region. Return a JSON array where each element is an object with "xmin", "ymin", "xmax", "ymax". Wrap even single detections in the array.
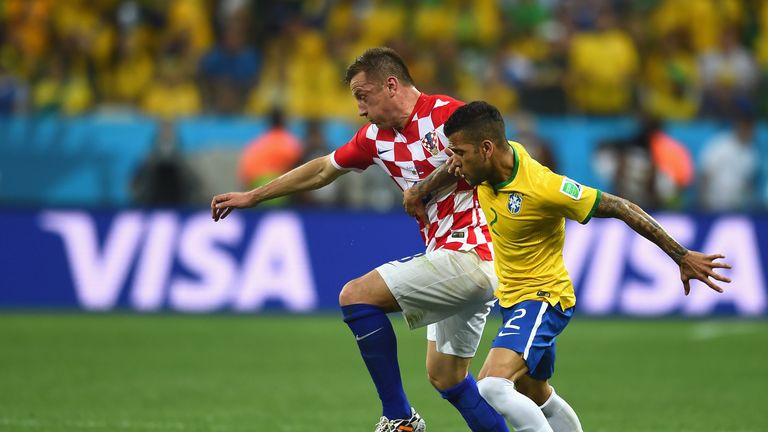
[{"xmin": 492, "ymin": 141, "xmax": 519, "ymax": 192}]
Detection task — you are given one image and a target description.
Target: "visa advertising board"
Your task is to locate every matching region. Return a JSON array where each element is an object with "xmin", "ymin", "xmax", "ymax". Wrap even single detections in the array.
[{"xmin": 1, "ymin": 210, "xmax": 765, "ymax": 316}]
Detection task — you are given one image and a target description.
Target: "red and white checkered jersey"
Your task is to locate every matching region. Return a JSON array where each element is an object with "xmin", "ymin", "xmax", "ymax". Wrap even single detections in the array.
[{"xmin": 331, "ymin": 93, "xmax": 493, "ymax": 260}]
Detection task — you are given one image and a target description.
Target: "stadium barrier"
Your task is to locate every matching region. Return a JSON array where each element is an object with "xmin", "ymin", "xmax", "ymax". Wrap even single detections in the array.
[
  {"xmin": 2, "ymin": 116, "xmax": 766, "ymax": 206},
  {"xmin": 1, "ymin": 209, "xmax": 765, "ymax": 316}
]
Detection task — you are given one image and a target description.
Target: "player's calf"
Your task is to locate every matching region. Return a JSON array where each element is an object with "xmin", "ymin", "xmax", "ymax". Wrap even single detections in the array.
[
  {"xmin": 342, "ymin": 303, "xmax": 411, "ymax": 420},
  {"xmin": 515, "ymin": 375, "xmax": 582, "ymax": 432},
  {"xmin": 438, "ymin": 373, "xmax": 510, "ymax": 432},
  {"xmin": 477, "ymin": 377, "xmax": 553, "ymax": 432},
  {"xmin": 515, "ymin": 375, "xmax": 553, "ymax": 406},
  {"xmin": 427, "ymin": 342, "xmax": 508, "ymax": 431},
  {"xmin": 537, "ymin": 387, "xmax": 583, "ymax": 432}
]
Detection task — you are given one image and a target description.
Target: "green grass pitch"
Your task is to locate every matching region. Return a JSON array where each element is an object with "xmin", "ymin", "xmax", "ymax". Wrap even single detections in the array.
[{"xmin": 1, "ymin": 314, "xmax": 766, "ymax": 432}]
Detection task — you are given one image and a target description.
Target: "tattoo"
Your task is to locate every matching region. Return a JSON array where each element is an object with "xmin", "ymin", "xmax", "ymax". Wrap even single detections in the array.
[
  {"xmin": 595, "ymin": 192, "xmax": 688, "ymax": 264},
  {"xmin": 410, "ymin": 163, "xmax": 456, "ymax": 200}
]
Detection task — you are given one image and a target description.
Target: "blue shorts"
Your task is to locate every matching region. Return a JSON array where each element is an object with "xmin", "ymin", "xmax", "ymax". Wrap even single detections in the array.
[{"xmin": 490, "ymin": 300, "xmax": 574, "ymax": 381}]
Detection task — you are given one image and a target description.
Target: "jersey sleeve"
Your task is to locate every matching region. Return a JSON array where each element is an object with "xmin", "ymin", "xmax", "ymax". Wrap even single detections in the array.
[
  {"xmin": 541, "ymin": 169, "xmax": 602, "ymax": 224},
  {"xmin": 331, "ymin": 126, "xmax": 375, "ymax": 171}
]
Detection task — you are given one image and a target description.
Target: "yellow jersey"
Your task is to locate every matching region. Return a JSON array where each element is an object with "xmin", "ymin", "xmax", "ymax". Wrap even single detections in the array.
[{"xmin": 478, "ymin": 141, "xmax": 602, "ymax": 309}]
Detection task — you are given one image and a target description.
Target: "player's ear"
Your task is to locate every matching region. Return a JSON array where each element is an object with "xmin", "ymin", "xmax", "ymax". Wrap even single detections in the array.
[
  {"xmin": 386, "ymin": 76, "xmax": 397, "ymax": 95},
  {"xmin": 481, "ymin": 140, "xmax": 493, "ymax": 160}
]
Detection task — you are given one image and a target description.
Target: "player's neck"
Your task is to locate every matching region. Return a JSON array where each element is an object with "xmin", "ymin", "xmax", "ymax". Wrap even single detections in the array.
[
  {"xmin": 394, "ymin": 87, "xmax": 422, "ymax": 130},
  {"xmin": 489, "ymin": 147, "xmax": 516, "ymax": 186}
]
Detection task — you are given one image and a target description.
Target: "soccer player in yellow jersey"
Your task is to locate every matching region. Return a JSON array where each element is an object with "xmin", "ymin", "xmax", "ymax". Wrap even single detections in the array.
[{"xmin": 404, "ymin": 101, "xmax": 732, "ymax": 432}]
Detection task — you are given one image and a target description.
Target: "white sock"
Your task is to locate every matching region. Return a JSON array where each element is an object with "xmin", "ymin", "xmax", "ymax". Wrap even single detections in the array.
[
  {"xmin": 539, "ymin": 387, "xmax": 583, "ymax": 432},
  {"xmin": 477, "ymin": 377, "xmax": 553, "ymax": 432}
]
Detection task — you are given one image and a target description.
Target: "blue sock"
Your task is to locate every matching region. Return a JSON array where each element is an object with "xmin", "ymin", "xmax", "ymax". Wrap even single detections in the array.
[
  {"xmin": 342, "ymin": 304, "xmax": 411, "ymax": 420},
  {"xmin": 439, "ymin": 373, "xmax": 510, "ymax": 432}
]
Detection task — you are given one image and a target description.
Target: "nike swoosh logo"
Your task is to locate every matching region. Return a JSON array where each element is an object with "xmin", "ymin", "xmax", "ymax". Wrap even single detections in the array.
[
  {"xmin": 497, "ymin": 332, "xmax": 520, "ymax": 337},
  {"xmin": 378, "ymin": 148, "xmax": 392, "ymax": 155},
  {"xmin": 355, "ymin": 328, "xmax": 383, "ymax": 341}
]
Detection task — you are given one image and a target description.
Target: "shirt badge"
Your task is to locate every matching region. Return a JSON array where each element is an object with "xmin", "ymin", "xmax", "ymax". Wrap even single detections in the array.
[
  {"xmin": 560, "ymin": 178, "xmax": 583, "ymax": 200},
  {"xmin": 507, "ymin": 192, "xmax": 523, "ymax": 214},
  {"xmin": 421, "ymin": 130, "xmax": 440, "ymax": 156}
]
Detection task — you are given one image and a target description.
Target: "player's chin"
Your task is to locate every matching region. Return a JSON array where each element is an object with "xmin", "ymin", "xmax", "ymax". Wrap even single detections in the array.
[
  {"xmin": 369, "ymin": 117, "xmax": 385, "ymax": 128},
  {"xmin": 464, "ymin": 174, "xmax": 481, "ymax": 186}
]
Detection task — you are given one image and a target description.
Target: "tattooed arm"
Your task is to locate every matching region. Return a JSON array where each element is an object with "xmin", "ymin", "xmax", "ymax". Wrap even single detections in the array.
[
  {"xmin": 594, "ymin": 192, "xmax": 688, "ymax": 263},
  {"xmin": 594, "ymin": 192, "xmax": 731, "ymax": 294},
  {"xmin": 403, "ymin": 163, "xmax": 456, "ymax": 228}
]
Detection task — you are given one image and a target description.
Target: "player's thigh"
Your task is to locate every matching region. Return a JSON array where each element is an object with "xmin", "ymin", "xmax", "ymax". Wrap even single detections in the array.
[
  {"xmin": 427, "ymin": 295, "xmax": 495, "ymax": 359},
  {"xmin": 338, "ymin": 268, "xmax": 400, "ymax": 311},
  {"xmin": 478, "ymin": 347, "xmax": 529, "ymax": 382},
  {"xmin": 425, "ymin": 340, "xmax": 472, "ymax": 390},
  {"xmin": 378, "ymin": 249, "xmax": 496, "ymax": 329}
]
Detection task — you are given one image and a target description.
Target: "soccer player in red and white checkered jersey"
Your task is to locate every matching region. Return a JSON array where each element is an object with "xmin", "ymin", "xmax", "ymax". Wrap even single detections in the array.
[{"xmin": 211, "ymin": 48, "xmax": 509, "ymax": 432}]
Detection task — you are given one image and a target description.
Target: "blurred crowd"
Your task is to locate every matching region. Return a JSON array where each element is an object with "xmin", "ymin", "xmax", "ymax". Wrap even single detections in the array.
[
  {"xmin": 3, "ymin": 0, "xmax": 768, "ymax": 119},
  {"xmin": 2, "ymin": 0, "xmax": 767, "ymax": 212}
]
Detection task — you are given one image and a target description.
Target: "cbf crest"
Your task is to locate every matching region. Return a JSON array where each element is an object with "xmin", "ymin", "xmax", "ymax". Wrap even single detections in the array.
[
  {"xmin": 421, "ymin": 130, "xmax": 440, "ymax": 156},
  {"xmin": 507, "ymin": 192, "xmax": 523, "ymax": 214}
]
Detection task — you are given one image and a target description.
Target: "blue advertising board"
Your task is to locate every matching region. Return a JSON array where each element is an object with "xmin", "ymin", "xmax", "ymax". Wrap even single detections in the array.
[{"xmin": 1, "ymin": 210, "xmax": 765, "ymax": 316}]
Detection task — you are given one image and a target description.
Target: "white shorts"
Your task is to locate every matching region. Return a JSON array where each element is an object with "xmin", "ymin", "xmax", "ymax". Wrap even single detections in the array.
[{"xmin": 376, "ymin": 248, "xmax": 498, "ymax": 358}]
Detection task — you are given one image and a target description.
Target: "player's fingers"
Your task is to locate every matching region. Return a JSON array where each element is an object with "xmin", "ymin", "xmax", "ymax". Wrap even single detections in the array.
[
  {"xmin": 683, "ymin": 279, "xmax": 691, "ymax": 296},
  {"xmin": 446, "ymin": 156, "xmax": 463, "ymax": 177},
  {"xmin": 403, "ymin": 196, "xmax": 419, "ymax": 217},
  {"xmin": 211, "ymin": 196, "xmax": 221, "ymax": 219},
  {"xmin": 711, "ymin": 261, "xmax": 732, "ymax": 269},
  {"xmin": 212, "ymin": 204, "xmax": 222, "ymax": 220},
  {"xmin": 220, "ymin": 207, "xmax": 234, "ymax": 220},
  {"xmin": 700, "ymin": 277, "xmax": 725, "ymax": 293},
  {"xmin": 708, "ymin": 271, "xmax": 731, "ymax": 283},
  {"xmin": 446, "ymin": 161, "xmax": 458, "ymax": 176},
  {"xmin": 417, "ymin": 209, "xmax": 430, "ymax": 229},
  {"xmin": 214, "ymin": 196, "xmax": 236, "ymax": 209},
  {"xmin": 706, "ymin": 254, "xmax": 725, "ymax": 261}
]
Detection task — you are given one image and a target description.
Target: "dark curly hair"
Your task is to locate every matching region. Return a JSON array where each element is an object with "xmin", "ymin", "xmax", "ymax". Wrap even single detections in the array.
[{"xmin": 444, "ymin": 101, "xmax": 507, "ymax": 147}]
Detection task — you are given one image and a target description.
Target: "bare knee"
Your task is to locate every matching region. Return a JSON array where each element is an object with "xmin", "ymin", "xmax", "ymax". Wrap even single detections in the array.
[
  {"xmin": 427, "ymin": 366, "xmax": 469, "ymax": 390},
  {"xmin": 426, "ymin": 351, "xmax": 470, "ymax": 390},
  {"xmin": 338, "ymin": 271, "xmax": 399, "ymax": 311},
  {"xmin": 339, "ymin": 278, "xmax": 366, "ymax": 306}
]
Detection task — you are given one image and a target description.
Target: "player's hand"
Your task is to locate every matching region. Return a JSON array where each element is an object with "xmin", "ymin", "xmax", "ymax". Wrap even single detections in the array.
[
  {"xmin": 445, "ymin": 149, "xmax": 463, "ymax": 178},
  {"xmin": 678, "ymin": 251, "xmax": 731, "ymax": 295},
  {"xmin": 403, "ymin": 188, "xmax": 430, "ymax": 229},
  {"xmin": 211, "ymin": 191, "xmax": 255, "ymax": 221}
]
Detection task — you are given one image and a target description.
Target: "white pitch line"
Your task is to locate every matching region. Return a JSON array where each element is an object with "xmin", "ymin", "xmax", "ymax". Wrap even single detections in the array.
[
  {"xmin": 690, "ymin": 322, "xmax": 761, "ymax": 341},
  {"xmin": 0, "ymin": 417, "xmax": 254, "ymax": 432},
  {"xmin": 0, "ymin": 417, "xmax": 188, "ymax": 430}
]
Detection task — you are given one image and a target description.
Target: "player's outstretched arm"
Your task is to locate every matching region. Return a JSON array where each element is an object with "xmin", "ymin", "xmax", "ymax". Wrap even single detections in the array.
[
  {"xmin": 593, "ymin": 192, "xmax": 732, "ymax": 295},
  {"xmin": 403, "ymin": 160, "xmax": 459, "ymax": 228},
  {"xmin": 211, "ymin": 155, "xmax": 346, "ymax": 221}
]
